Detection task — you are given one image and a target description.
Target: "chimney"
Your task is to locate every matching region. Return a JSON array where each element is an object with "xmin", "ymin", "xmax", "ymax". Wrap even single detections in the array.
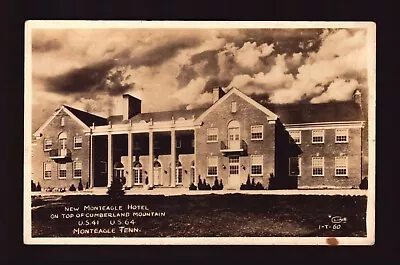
[
  {"xmin": 122, "ymin": 94, "xmax": 141, "ymax": 120},
  {"xmin": 353, "ymin": 89, "xmax": 362, "ymax": 107},
  {"xmin": 212, "ymin": 87, "xmax": 225, "ymax": 104}
]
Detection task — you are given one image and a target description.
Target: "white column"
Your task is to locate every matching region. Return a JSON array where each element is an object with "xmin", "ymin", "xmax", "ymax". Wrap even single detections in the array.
[
  {"xmin": 148, "ymin": 130, "xmax": 154, "ymax": 187},
  {"xmin": 89, "ymin": 133, "xmax": 94, "ymax": 188},
  {"xmin": 107, "ymin": 132, "xmax": 113, "ymax": 187},
  {"xmin": 170, "ymin": 129, "xmax": 176, "ymax": 187},
  {"xmin": 193, "ymin": 129, "xmax": 196, "ymax": 184},
  {"xmin": 127, "ymin": 132, "xmax": 133, "ymax": 188}
]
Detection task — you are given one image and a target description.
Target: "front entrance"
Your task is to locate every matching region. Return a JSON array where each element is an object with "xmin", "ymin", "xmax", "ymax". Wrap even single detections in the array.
[
  {"xmin": 154, "ymin": 161, "xmax": 161, "ymax": 186},
  {"xmin": 228, "ymin": 156, "xmax": 240, "ymax": 189}
]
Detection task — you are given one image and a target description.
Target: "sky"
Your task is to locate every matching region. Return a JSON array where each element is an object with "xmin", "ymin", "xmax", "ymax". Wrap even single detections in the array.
[{"xmin": 30, "ymin": 27, "xmax": 369, "ymax": 130}]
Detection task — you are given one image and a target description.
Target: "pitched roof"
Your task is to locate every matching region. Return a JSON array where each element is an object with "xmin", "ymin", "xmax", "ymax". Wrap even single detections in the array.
[
  {"xmin": 108, "ymin": 108, "xmax": 208, "ymax": 124},
  {"xmin": 63, "ymin": 105, "xmax": 108, "ymax": 126},
  {"xmin": 263, "ymin": 101, "xmax": 363, "ymax": 124}
]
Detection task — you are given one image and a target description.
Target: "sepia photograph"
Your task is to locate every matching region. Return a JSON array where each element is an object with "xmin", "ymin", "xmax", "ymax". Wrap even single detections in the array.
[{"xmin": 24, "ymin": 21, "xmax": 376, "ymax": 245}]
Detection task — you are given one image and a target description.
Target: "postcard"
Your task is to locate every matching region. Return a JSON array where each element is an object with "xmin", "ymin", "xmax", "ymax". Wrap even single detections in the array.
[{"xmin": 24, "ymin": 20, "xmax": 376, "ymax": 245}]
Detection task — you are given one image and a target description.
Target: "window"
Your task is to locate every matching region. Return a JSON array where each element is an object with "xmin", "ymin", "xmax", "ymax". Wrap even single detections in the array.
[
  {"xmin": 154, "ymin": 140, "xmax": 160, "ymax": 149},
  {"xmin": 207, "ymin": 156, "xmax": 218, "ymax": 176},
  {"xmin": 176, "ymin": 161, "xmax": 183, "ymax": 184},
  {"xmin": 312, "ymin": 130, "xmax": 324, "ymax": 143},
  {"xmin": 43, "ymin": 162, "xmax": 52, "ymax": 179},
  {"xmin": 74, "ymin": 136, "xmax": 83, "ymax": 149},
  {"xmin": 133, "ymin": 162, "xmax": 143, "ymax": 184},
  {"xmin": 251, "ymin": 125, "xmax": 263, "ymax": 140},
  {"xmin": 61, "ymin": 117, "xmax": 65, "ymax": 127},
  {"xmin": 73, "ymin": 161, "xmax": 82, "ymax": 178},
  {"xmin": 134, "ymin": 141, "xmax": 141, "ymax": 150},
  {"xmin": 289, "ymin": 130, "xmax": 301, "ymax": 144},
  {"xmin": 289, "ymin": 157, "xmax": 301, "ymax": 176},
  {"xmin": 251, "ymin": 155, "xmax": 263, "ymax": 176},
  {"xmin": 58, "ymin": 163, "xmax": 67, "ymax": 179},
  {"xmin": 44, "ymin": 138, "xmax": 52, "ymax": 151},
  {"xmin": 207, "ymin": 128, "xmax": 218, "ymax": 142},
  {"xmin": 231, "ymin": 101, "xmax": 237, "ymax": 113},
  {"xmin": 312, "ymin": 157, "xmax": 324, "ymax": 176},
  {"xmin": 335, "ymin": 157, "xmax": 348, "ymax": 176},
  {"xmin": 229, "ymin": 156, "xmax": 239, "ymax": 175},
  {"xmin": 335, "ymin": 129, "xmax": 348, "ymax": 143}
]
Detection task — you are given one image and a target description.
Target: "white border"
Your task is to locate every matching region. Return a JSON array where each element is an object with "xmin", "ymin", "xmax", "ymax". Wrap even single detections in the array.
[{"xmin": 24, "ymin": 20, "xmax": 376, "ymax": 246}]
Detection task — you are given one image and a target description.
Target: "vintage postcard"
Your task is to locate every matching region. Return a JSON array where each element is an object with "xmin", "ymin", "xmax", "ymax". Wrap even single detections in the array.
[{"xmin": 24, "ymin": 21, "xmax": 376, "ymax": 245}]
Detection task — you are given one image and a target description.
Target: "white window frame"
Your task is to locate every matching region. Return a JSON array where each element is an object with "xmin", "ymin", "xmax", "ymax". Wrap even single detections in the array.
[
  {"xmin": 133, "ymin": 162, "xmax": 143, "ymax": 185},
  {"xmin": 229, "ymin": 156, "xmax": 240, "ymax": 175},
  {"xmin": 73, "ymin": 136, "xmax": 83, "ymax": 149},
  {"xmin": 250, "ymin": 155, "xmax": 263, "ymax": 177},
  {"xmin": 58, "ymin": 163, "xmax": 67, "ymax": 179},
  {"xmin": 335, "ymin": 156, "xmax": 348, "ymax": 176},
  {"xmin": 44, "ymin": 138, "xmax": 53, "ymax": 151},
  {"xmin": 289, "ymin": 130, "xmax": 301, "ymax": 144},
  {"xmin": 312, "ymin": 130, "xmax": 325, "ymax": 144},
  {"xmin": 43, "ymin": 162, "xmax": 52, "ymax": 179},
  {"xmin": 207, "ymin": 128, "xmax": 218, "ymax": 143},
  {"xmin": 207, "ymin": 156, "xmax": 218, "ymax": 177},
  {"xmin": 251, "ymin": 125, "xmax": 264, "ymax": 141},
  {"xmin": 231, "ymin": 101, "xmax": 237, "ymax": 113},
  {"xmin": 312, "ymin": 157, "xmax": 324, "ymax": 176},
  {"xmin": 288, "ymin": 157, "xmax": 301, "ymax": 176},
  {"xmin": 335, "ymin": 129, "xmax": 349, "ymax": 143},
  {"xmin": 73, "ymin": 161, "xmax": 82, "ymax": 179}
]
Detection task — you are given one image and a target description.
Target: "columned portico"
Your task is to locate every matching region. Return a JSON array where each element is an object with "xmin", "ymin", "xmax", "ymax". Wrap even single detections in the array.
[
  {"xmin": 107, "ymin": 131, "xmax": 113, "ymax": 187},
  {"xmin": 148, "ymin": 129, "xmax": 154, "ymax": 187},
  {"xmin": 170, "ymin": 129, "xmax": 176, "ymax": 187}
]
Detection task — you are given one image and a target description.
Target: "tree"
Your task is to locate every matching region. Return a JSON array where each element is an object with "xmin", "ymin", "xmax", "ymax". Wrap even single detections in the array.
[{"xmin": 107, "ymin": 176, "xmax": 125, "ymax": 199}]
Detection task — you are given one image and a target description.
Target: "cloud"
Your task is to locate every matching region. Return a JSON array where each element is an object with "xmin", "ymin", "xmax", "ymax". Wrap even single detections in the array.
[
  {"xmin": 270, "ymin": 29, "xmax": 367, "ymax": 104},
  {"xmin": 310, "ymin": 78, "xmax": 360, "ymax": 103},
  {"xmin": 30, "ymin": 28, "xmax": 369, "ymax": 130}
]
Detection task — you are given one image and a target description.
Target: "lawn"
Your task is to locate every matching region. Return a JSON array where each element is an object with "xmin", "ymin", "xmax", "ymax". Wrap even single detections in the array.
[{"xmin": 31, "ymin": 194, "xmax": 367, "ymax": 237}]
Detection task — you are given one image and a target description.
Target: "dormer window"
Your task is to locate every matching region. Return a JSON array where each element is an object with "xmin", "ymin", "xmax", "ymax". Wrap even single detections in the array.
[{"xmin": 231, "ymin": 102, "xmax": 237, "ymax": 113}]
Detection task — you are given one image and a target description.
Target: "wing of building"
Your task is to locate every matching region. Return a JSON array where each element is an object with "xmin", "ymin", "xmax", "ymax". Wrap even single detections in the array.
[{"xmin": 31, "ymin": 87, "xmax": 366, "ymax": 192}]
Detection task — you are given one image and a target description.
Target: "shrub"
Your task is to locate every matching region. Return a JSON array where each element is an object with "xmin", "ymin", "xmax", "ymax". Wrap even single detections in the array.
[
  {"xmin": 197, "ymin": 175, "xmax": 204, "ymax": 190},
  {"xmin": 36, "ymin": 182, "xmax": 41, "ymax": 191},
  {"xmin": 219, "ymin": 179, "xmax": 224, "ymax": 190},
  {"xmin": 240, "ymin": 175, "xmax": 264, "ymax": 190},
  {"xmin": 107, "ymin": 177, "xmax": 125, "ymax": 199},
  {"xmin": 268, "ymin": 173, "xmax": 277, "ymax": 190},
  {"xmin": 212, "ymin": 176, "xmax": 223, "ymax": 190},
  {"xmin": 255, "ymin": 182, "xmax": 264, "ymax": 190},
  {"xmin": 199, "ymin": 178, "xmax": 211, "ymax": 190},
  {"xmin": 189, "ymin": 183, "xmax": 197, "ymax": 190},
  {"xmin": 359, "ymin": 177, "xmax": 368, "ymax": 190},
  {"xmin": 85, "ymin": 182, "xmax": 89, "ymax": 189},
  {"xmin": 31, "ymin": 180, "xmax": 37, "ymax": 192},
  {"xmin": 145, "ymin": 176, "xmax": 149, "ymax": 185},
  {"xmin": 78, "ymin": 179, "xmax": 84, "ymax": 191},
  {"xmin": 69, "ymin": 184, "xmax": 76, "ymax": 192}
]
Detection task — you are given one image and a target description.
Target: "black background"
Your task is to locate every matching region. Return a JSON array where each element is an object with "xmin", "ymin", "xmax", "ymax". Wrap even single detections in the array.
[{"xmin": 2, "ymin": 0, "xmax": 396, "ymax": 263}]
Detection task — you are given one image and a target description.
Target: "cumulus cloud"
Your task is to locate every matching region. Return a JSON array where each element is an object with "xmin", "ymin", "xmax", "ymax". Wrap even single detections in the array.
[
  {"xmin": 270, "ymin": 28, "xmax": 367, "ymax": 104},
  {"xmin": 30, "ymin": 27, "xmax": 369, "ymax": 130}
]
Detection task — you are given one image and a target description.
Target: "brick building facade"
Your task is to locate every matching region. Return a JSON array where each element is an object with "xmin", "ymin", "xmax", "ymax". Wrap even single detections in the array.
[{"xmin": 31, "ymin": 87, "xmax": 366, "ymax": 191}]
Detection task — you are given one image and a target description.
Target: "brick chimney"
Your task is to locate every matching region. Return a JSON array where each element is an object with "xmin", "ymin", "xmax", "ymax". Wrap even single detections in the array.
[
  {"xmin": 212, "ymin": 87, "xmax": 226, "ymax": 104},
  {"xmin": 353, "ymin": 89, "xmax": 362, "ymax": 107},
  {"xmin": 122, "ymin": 94, "xmax": 141, "ymax": 120}
]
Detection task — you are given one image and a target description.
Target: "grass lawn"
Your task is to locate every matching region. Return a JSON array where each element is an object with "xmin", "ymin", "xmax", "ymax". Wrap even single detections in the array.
[{"xmin": 31, "ymin": 194, "xmax": 367, "ymax": 237}]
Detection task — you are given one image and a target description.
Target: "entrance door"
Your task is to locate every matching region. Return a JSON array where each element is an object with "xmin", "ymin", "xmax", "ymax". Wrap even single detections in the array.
[
  {"xmin": 153, "ymin": 161, "xmax": 161, "ymax": 186},
  {"xmin": 228, "ymin": 127, "xmax": 240, "ymax": 149},
  {"xmin": 229, "ymin": 156, "xmax": 240, "ymax": 189}
]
